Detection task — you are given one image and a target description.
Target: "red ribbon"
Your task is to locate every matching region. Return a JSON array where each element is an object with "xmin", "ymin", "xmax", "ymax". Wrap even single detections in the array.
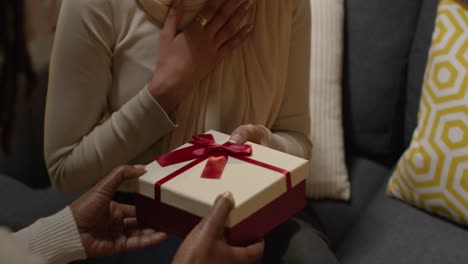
[
  {"xmin": 156, "ymin": 134, "xmax": 253, "ymax": 179},
  {"xmin": 154, "ymin": 134, "xmax": 292, "ymax": 201}
]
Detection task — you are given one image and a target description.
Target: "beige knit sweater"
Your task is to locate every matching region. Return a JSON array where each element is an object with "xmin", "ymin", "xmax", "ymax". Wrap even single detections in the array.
[
  {"xmin": 0, "ymin": 207, "xmax": 86, "ymax": 264},
  {"xmin": 45, "ymin": 0, "xmax": 312, "ymax": 193}
]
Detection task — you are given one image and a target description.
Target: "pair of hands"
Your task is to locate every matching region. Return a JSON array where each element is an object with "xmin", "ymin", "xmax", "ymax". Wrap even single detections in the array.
[
  {"xmin": 70, "ymin": 165, "xmax": 264, "ymax": 264},
  {"xmin": 70, "ymin": 0, "xmax": 270, "ymax": 260},
  {"xmin": 69, "ymin": 121, "xmax": 269, "ymax": 262},
  {"xmin": 70, "ymin": 0, "xmax": 269, "ymax": 259},
  {"xmin": 69, "ymin": 122, "xmax": 268, "ymax": 262}
]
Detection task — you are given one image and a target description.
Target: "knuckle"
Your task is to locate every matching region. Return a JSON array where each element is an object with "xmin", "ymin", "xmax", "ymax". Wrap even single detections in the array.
[
  {"xmin": 114, "ymin": 165, "xmax": 132, "ymax": 177},
  {"xmin": 246, "ymin": 124, "xmax": 257, "ymax": 134},
  {"xmin": 114, "ymin": 165, "xmax": 128, "ymax": 174},
  {"xmin": 234, "ymin": 126, "xmax": 245, "ymax": 135},
  {"xmin": 239, "ymin": 124, "xmax": 248, "ymax": 130},
  {"xmin": 159, "ymin": 31, "xmax": 170, "ymax": 41}
]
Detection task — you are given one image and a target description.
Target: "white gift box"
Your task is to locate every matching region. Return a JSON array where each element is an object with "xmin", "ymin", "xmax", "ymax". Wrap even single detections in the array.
[{"xmin": 136, "ymin": 130, "xmax": 309, "ymax": 245}]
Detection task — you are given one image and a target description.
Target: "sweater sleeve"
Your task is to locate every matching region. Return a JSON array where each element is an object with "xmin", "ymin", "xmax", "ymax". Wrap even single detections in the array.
[
  {"xmin": 0, "ymin": 229, "xmax": 43, "ymax": 264},
  {"xmin": 12, "ymin": 207, "xmax": 86, "ymax": 264},
  {"xmin": 45, "ymin": 0, "xmax": 177, "ymax": 193},
  {"xmin": 269, "ymin": 0, "xmax": 313, "ymax": 160}
]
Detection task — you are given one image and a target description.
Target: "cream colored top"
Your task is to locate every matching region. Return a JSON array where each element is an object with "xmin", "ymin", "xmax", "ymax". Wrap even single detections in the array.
[{"xmin": 45, "ymin": 0, "xmax": 312, "ymax": 193}]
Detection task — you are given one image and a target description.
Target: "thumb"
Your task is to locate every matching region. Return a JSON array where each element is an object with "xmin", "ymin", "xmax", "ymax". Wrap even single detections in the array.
[
  {"xmin": 199, "ymin": 192, "xmax": 235, "ymax": 239},
  {"xmin": 229, "ymin": 126, "xmax": 249, "ymax": 144},
  {"xmin": 95, "ymin": 165, "xmax": 147, "ymax": 197},
  {"xmin": 163, "ymin": 0, "xmax": 184, "ymax": 38},
  {"xmin": 230, "ymin": 240, "xmax": 265, "ymax": 264}
]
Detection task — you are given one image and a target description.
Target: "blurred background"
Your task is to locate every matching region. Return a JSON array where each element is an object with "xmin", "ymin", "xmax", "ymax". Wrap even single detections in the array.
[{"xmin": 0, "ymin": 0, "xmax": 61, "ymax": 188}]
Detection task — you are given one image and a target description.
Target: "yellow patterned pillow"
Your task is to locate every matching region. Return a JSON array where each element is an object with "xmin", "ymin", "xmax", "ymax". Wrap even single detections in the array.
[{"xmin": 388, "ymin": 0, "xmax": 468, "ymax": 226}]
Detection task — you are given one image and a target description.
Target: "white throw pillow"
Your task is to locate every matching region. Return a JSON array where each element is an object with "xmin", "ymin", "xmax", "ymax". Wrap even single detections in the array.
[{"xmin": 308, "ymin": 0, "xmax": 350, "ymax": 200}]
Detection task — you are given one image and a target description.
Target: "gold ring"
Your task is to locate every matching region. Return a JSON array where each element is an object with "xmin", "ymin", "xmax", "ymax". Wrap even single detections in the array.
[{"xmin": 196, "ymin": 14, "xmax": 209, "ymax": 28}]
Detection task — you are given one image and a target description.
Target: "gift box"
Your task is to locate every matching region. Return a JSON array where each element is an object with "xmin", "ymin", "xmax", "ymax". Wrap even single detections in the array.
[{"xmin": 135, "ymin": 130, "xmax": 309, "ymax": 246}]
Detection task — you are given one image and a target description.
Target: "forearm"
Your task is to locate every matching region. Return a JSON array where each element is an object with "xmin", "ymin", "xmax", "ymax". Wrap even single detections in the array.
[
  {"xmin": 267, "ymin": 129, "xmax": 312, "ymax": 160},
  {"xmin": 45, "ymin": 86, "xmax": 177, "ymax": 193},
  {"xmin": 269, "ymin": 0, "xmax": 312, "ymax": 160},
  {"xmin": 44, "ymin": 0, "xmax": 182, "ymax": 193},
  {"xmin": 12, "ymin": 207, "xmax": 86, "ymax": 264}
]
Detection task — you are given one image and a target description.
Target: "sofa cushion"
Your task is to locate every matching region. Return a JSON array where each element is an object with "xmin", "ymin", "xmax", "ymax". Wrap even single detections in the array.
[
  {"xmin": 310, "ymin": 156, "xmax": 390, "ymax": 247},
  {"xmin": 404, "ymin": 0, "xmax": 439, "ymax": 147},
  {"xmin": 308, "ymin": 0, "xmax": 350, "ymax": 201},
  {"xmin": 336, "ymin": 183, "xmax": 468, "ymax": 264},
  {"xmin": 389, "ymin": 0, "xmax": 468, "ymax": 226},
  {"xmin": 343, "ymin": 0, "xmax": 422, "ymax": 165}
]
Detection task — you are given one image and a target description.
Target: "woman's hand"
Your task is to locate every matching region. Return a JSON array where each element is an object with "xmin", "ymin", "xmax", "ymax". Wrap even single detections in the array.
[
  {"xmin": 230, "ymin": 124, "xmax": 270, "ymax": 147},
  {"xmin": 149, "ymin": 0, "xmax": 253, "ymax": 112},
  {"xmin": 173, "ymin": 192, "xmax": 264, "ymax": 264},
  {"xmin": 70, "ymin": 165, "xmax": 167, "ymax": 259}
]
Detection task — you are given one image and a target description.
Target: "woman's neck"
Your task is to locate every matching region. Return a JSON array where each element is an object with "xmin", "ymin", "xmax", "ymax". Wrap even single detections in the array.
[{"xmin": 138, "ymin": 0, "xmax": 209, "ymax": 27}]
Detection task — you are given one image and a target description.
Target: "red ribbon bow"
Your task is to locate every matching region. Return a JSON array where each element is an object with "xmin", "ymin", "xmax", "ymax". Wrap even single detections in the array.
[
  {"xmin": 153, "ymin": 133, "xmax": 292, "ymax": 202},
  {"xmin": 156, "ymin": 134, "xmax": 253, "ymax": 179}
]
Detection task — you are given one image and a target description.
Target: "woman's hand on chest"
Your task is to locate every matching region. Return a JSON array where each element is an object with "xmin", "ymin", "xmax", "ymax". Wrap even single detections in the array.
[{"xmin": 148, "ymin": 0, "xmax": 254, "ymax": 112}]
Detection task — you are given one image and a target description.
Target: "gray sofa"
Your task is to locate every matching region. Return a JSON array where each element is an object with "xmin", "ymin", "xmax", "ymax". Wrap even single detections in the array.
[
  {"xmin": 1, "ymin": 0, "xmax": 467, "ymax": 263},
  {"xmin": 310, "ymin": 0, "xmax": 468, "ymax": 262}
]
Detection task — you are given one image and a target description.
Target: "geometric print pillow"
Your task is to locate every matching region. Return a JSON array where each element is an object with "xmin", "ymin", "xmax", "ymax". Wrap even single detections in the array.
[{"xmin": 388, "ymin": 0, "xmax": 468, "ymax": 226}]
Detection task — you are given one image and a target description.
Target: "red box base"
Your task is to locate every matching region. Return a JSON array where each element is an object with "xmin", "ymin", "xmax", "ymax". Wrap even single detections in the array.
[{"xmin": 136, "ymin": 181, "xmax": 306, "ymax": 246}]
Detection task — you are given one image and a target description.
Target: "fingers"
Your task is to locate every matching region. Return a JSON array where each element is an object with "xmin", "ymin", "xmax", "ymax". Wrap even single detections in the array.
[
  {"xmin": 229, "ymin": 125, "xmax": 251, "ymax": 144},
  {"xmin": 230, "ymin": 240, "xmax": 265, "ymax": 264},
  {"xmin": 125, "ymin": 226, "xmax": 155, "ymax": 237},
  {"xmin": 198, "ymin": 192, "xmax": 235, "ymax": 239},
  {"xmin": 162, "ymin": 0, "xmax": 185, "ymax": 39},
  {"xmin": 195, "ymin": 0, "xmax": 223, "ymax": 29},
  {"xmin": 124, "ymin": 231, "xmax": 168, "ymax": 251},
  {"xmin": 218, "ymin": 23, "xmax": 253, "ymax": 61},
  {"xmin": 207, "ymin": 0, "xmax": 244, "ymax": 35},
  {"xmin": 214, "ymin": 0, "xmax": 251, "ymax": 45},
  {"xmin": 123, "ymin": 218, "xmax": 139, "ymax": 231},
  {"xmin": 96, "ymin": 165, "xmax": 147, "ymax": 197},
  {"xmin": 116, "ymin": 203, "xmax": 136, "ymax": 218},
  {"xmin": 229, "ymin": 124, "xmax": 269, "ymax": 146}
]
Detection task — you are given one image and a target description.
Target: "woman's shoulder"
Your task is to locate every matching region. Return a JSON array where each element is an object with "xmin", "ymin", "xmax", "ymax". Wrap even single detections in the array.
[
  {"xmin": 61, "ymin": 0, "xmax": 110, "ymax": 14},
  {"xmin": 59, "ymin": 0, "xmax": 143, "ymax": 39}
]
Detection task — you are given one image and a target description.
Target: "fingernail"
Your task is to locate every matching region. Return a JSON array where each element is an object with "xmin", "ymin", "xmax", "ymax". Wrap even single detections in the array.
[
  {"xmin": 158, "ymin": 232, "xmax": 168, "ymax": 239},
  {"xmin": 133, "ymin": 165, "xmax": 147, "ymax": 170},
  {"xmin": 229, "ymin": 134, "xmax": 243, "ymax": 144},
  {"xmin": 222, "ymin": 191, "xmax": 234, "ymax": 202}
]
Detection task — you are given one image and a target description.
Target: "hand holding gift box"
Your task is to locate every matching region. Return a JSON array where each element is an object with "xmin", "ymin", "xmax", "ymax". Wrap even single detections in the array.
[{"xmin": 136, "ymin": 130, "xmax": 309, "ymax": 246}]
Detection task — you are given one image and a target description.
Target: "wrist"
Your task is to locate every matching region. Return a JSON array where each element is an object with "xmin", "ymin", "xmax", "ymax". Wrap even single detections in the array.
[
  {"xmin": 69, "ymin": 203, "xmax": 88, "ymax": 255},
  {"xmin": 149, "ymin": 70, "xmax": 183, "ymax": 112},
  {"xmin": 12, "ymin": 207, "xmax": 86, "ymax": 263}
]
